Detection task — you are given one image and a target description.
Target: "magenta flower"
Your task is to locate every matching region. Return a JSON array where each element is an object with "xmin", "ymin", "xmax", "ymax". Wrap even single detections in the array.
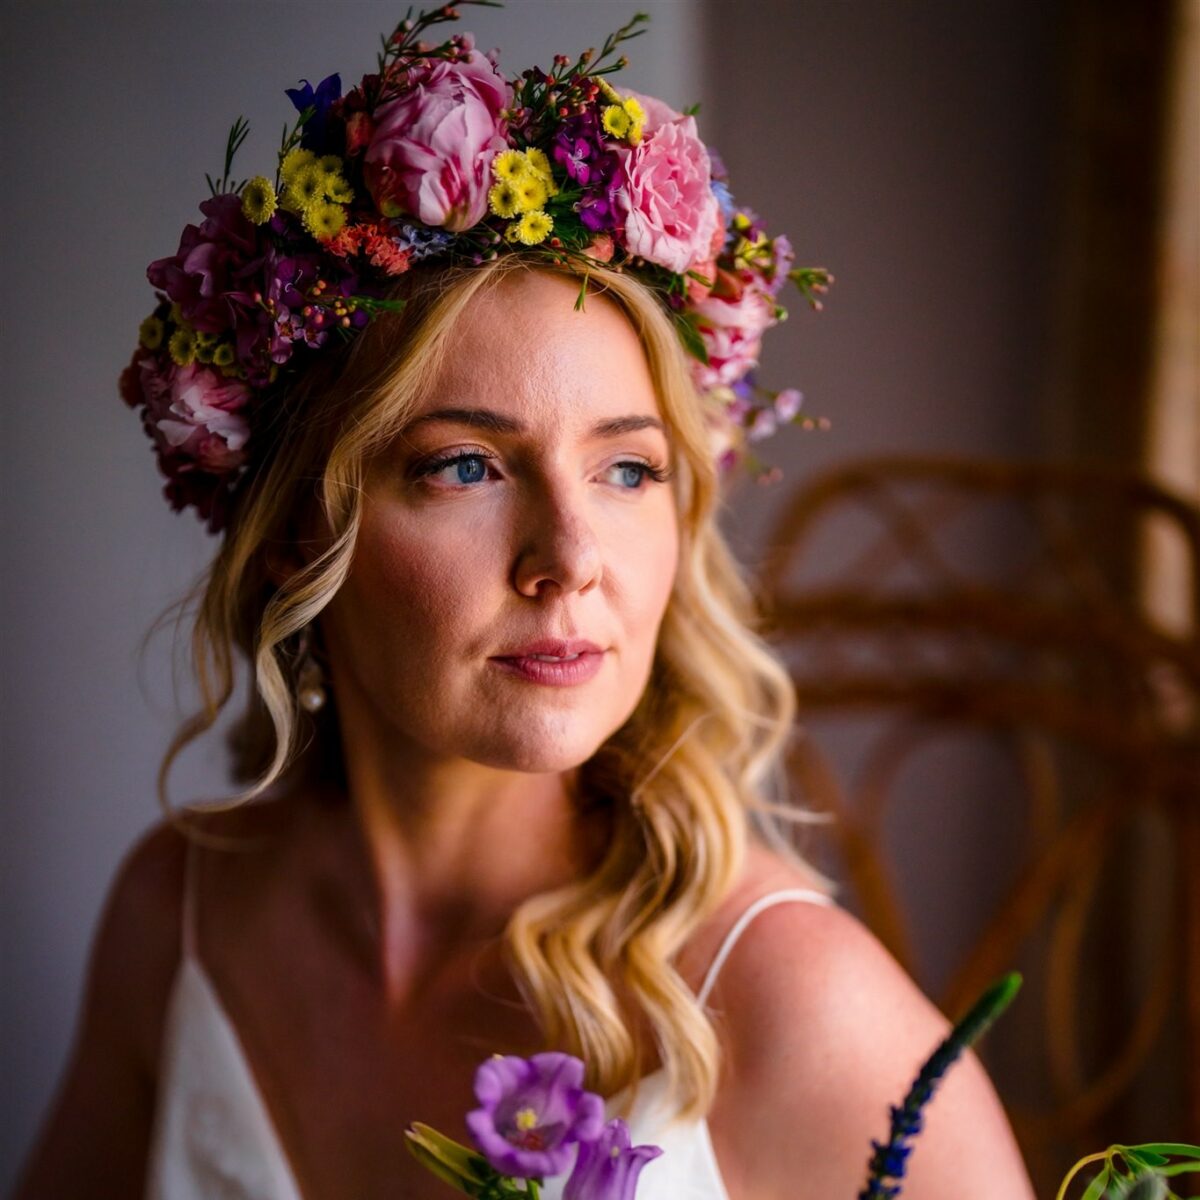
[
  {"xmin": 146, "ymin": 195, "xmax": 262, "ymax": 334},
  {"xmin": 465, "ymin": 1052, "xmax": 605, "ymax": 1180},
  {"xmin": 564, "ymin": 1118, "xmax": 663, "ymax": 1200},
  {"xmin": 363, "ymin": 34, "xmax": 511, "ymax": 231}
]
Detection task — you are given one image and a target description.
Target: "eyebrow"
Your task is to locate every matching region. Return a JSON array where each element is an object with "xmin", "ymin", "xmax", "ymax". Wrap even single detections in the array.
[{"xmin": 405, "ymin": 407, "xmax": 666, "ymax": 439}]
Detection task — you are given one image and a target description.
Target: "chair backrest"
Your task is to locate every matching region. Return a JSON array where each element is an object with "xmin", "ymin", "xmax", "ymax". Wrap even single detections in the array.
[{"xmin": 759, "ymin": 455, "xmax": 1199, "ymax": 1189}]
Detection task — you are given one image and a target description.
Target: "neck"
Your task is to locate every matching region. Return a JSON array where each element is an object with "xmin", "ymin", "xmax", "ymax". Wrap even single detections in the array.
[{"xmin": 329, "ymin": 743, "xmax": 608, "ymax": 1006}]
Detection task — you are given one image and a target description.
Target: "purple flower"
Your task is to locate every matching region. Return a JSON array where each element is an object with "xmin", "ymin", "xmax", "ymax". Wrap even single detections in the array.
[
  {"xmin": 553, "ymin": 112, "xmax": 606, "ymax": 185},
  {"xmin": 773, "ymin": 387, "xmax": 804, "ymax": 422},
  {"xmin": 285, "ymin": 72, "xmax": 342, "ymax": 152},
  {"xmin": 465, "ymin": 1052, "xmax": 605, "ymax": 1180},
  {"xmin": 564, "ymin": 1118, "xmax": 663, "ymax": 1200}
]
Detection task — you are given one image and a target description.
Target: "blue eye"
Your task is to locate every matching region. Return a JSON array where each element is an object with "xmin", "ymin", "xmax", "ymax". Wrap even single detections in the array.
[
  {"xmin": 418, "ymin": 452, "xmax": 492, "ymax": 485},
  {"xmin": 607, "ymin": 460, "xmax": 672, "ymax": 490}
]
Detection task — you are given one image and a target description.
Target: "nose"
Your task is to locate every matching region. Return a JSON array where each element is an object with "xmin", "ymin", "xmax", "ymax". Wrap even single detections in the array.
[{"xmin": 512, "ymin": 477, "xmax": 603, "ymax": 598}]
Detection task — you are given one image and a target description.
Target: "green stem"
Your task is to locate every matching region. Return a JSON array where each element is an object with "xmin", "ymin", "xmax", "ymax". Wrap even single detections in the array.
[{"xmin": 1055, "ymin": 1151, "xmax": 1112, "ymax": 1200}]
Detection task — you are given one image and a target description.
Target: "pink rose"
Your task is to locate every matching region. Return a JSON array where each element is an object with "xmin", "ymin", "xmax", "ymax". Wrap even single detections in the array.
[
  {"xmin": 613, "ymin": 94, "xmax": 720, "ymax": 275},
  {"xmin": 141, "ymin": 360, "xmax": 251, "ymax": 473},
  {"xmin": 690, "ymin": 282, "xmax": 778, "ymax": 389},
  {"xmin": 363, "ymin": 37, "xmax": 511, "ymax": 231}
]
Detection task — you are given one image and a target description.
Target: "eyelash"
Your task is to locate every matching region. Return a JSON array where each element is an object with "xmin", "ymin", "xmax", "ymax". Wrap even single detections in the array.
[{"xmin": 413, "ymin": 449, "xmax": 673, "ymax": 490}]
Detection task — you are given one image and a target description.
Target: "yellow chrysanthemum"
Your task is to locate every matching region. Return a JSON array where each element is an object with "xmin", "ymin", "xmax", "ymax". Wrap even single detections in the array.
[
  {"xmin": 194, "ymin": 332, "xmax": 217, "ymax": 364},
  {"xmin": 280, "ymin": 147, "xmax": 317, "ymax": 184},
  {"xmin": 602, "ymin": 104, "xmax": 631, "ymax": 139},
  {"xmin": 168, "ymin": 328, "xmax": 197, "ymax": 367},
  {"xmin": 503, "ymin": 221, "xmax": 524, "ymax": 245},
  {"xmin": 324, "ymin": 175, "xmax": 354, "ymax": 204},
  {"xmin": 488, "ymin": 180, "xmax": 522, "ymax": 219},
  {"xmin": 514, "ymin": 176, "xmax": 548, "ymax": 212},
  {"xmin": 282, "ymin": 165, "xmax": 324, "ymax": 213},
  {"xmin": 212, "ymin": 343, "xmax": 235, "ymax": 368},
  {"xmin": 303, "ymin": 199, "xmax": 347, "ymax": 240},
  {"xmin": 514, "ymin": 210, "xmax": 553, "ymax": 246},
  {"xmin": 491, "ymin": 149, "xmax": 528, "ymax": 181},
  {"xmin": 317, "ymin": 154, "xmax": 344, "ymax": 174},
  {"xmin": 138, "ymin": 315, "xmax": 165, "ymax": 351},
  {"xmin": 596, "ymin": 78, "xmax": 621, "ymax": 104},
  {"xmin": 525, "ymin": 147, "xmax": 552, "ymax": 180},
  {"xmin": 623, "ymin": 98, "xmax": 646, "ymax": 146},
  {"xmin": 241, "ymin": 176, "xmax": 277, "ymax": 225}
]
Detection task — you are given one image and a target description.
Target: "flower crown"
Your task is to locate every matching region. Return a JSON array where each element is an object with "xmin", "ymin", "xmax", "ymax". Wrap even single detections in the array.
[{"xmin": 121, "ymin": 3, "xmax": 832, "ymax": 532}]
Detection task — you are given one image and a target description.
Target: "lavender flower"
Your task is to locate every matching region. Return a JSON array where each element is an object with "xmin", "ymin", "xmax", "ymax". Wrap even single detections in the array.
[
  {"xmin": 564, "ymin": 1118, "xmax": 662, "ymax": 1200},
  {"xmin": 858, "ymin": 973, "xmax": 1022, "ymax": 1200},
  {"xmin": 466, "ymin": 1052, "xmax": 606, "ymax": 1180}
]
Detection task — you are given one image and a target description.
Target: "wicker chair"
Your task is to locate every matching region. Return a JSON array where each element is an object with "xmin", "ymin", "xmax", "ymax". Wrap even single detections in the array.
[{"xmin": 757, "ymin": 455, "xmax": 1199, "ymax": 1189}]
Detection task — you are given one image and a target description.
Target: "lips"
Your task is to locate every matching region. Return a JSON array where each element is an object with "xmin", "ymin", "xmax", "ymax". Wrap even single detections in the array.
[
  {"xmin": 492, "ymin": 638, "xmax": 603, "ymax": 660},
  {"xmin": 489, "ymin": 638, "xmax": 607, "ymax": 687}
]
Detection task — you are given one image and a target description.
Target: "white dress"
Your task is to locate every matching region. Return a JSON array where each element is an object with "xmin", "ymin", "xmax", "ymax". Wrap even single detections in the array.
[{"xmin": 144, "ymin": 842, "xmax": 833, "ymax": 1199}]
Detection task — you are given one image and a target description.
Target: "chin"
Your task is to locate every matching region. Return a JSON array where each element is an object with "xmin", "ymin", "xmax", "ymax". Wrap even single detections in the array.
[{"xmin": 461, "ymin": 713, "xmax": 618, "ymax": 775}]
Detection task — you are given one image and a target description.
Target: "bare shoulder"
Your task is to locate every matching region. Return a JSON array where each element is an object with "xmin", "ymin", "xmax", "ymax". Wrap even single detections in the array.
[
  {"xmin": 11, "ymin": 815, "xmax": 191, "ymax": 1198},
  {"xmin": 706, "ymin": 849, "xmax": 1034, "ymax": 1200},
  {"xmin": 83, "ymin": 816, "xmax": 194, "ymax": 1073}
]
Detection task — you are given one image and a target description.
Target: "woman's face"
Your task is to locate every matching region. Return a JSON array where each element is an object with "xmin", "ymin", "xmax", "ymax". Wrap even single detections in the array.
[{"xmin": 321, "ymin": 270, "xmax": 681, "ymax": 775}]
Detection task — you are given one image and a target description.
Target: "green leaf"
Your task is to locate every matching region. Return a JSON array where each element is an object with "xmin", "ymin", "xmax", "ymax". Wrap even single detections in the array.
[
  {"xmin": 1126, "ymin": 1150, "xmax": 1172, "ymax": 1169},
  {"xmin": 1079, "ymin": 1165, "xmax": 1113, "ymax": 1200},
  {"xmin": 674, "ymin": 314, "xmax": 709, "ymax": 365},
  {"xmin": 1137, "ymin": 1148, "xmax": 1200, "ymax": 1161}
]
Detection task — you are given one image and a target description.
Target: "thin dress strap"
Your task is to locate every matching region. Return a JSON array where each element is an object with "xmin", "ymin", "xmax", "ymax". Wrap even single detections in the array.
[
  {"xmin": 180, "ymin": 835, "xmax": 200, "ymax": 963},
  {"xmin": 696, "ymin": 888, "xmax": 833, "ymax": 1008}
]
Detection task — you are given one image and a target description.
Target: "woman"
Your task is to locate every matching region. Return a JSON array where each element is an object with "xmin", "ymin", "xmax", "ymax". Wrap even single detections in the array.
[{"xmin": 15, "ymin": 9, "xmax": 1034, "ymax": 1199}]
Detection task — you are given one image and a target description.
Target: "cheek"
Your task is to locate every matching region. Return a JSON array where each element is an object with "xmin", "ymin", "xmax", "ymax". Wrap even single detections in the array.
[
  {"xmin": 611, "ymin": 503, "xmax": 679, "ymax": 640},
  {"xmin": 337, "ymin": 508, "xmax": 503, "ymax": 663}
]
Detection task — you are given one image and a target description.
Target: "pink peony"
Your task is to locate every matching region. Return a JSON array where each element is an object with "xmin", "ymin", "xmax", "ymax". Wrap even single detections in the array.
[
  {"xmin": 363, "ymin": 36, "xmax": 511, "ymax": 232},
  {"xmin": 690, "ymin": 281, "xmax": 779, "ymax": 389},
  {"xmin": 613, "ymin": 95, "xmax": 720, "ymax": 275},
  {"xmin": 140, "ymin": 360, "xmax": 251, "ymax": 473}
]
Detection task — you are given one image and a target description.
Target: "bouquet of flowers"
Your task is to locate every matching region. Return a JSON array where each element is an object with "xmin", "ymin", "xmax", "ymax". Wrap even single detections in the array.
[{"xmin": 406, "ymin": 974, "xmax": 1200, "ymax": 1200}]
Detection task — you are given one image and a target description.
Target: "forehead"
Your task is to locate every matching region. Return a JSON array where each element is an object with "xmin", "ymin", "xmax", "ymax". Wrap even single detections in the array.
[{"xmin": 413, "ymin": 270, "xmax": 663, "ymax": 432}]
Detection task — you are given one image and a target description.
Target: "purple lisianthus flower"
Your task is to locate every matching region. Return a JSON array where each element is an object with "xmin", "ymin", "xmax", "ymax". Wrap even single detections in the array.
[
  {"xmin": 564, "ymin": 1118, "xmax": 663, "ymax": 1200},
  {"xmin": 466, "ymin": 1052, "xmax": 605, "ymax": 1180},
  {"xmin": 285, "ymin": 73, "xmax": 342, "ymax": 152}
]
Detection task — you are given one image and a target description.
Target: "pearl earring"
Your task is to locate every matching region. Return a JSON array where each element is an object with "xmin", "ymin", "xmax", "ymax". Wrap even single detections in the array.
[{"xmin": 295, "ymin": 624, "xmax": 327, "ymax": 713}]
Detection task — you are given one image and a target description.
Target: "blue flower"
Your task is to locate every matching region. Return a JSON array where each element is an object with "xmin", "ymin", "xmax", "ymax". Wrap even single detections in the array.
[{"xmin": 284, "ymin": 73, "xmax": 342, "ymax": 152}]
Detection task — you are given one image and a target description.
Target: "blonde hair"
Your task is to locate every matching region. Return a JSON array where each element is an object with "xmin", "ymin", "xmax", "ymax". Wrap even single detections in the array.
[{"xmin": 158, "ymin": 253, "xmax": 820, "ymax": 1123}]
